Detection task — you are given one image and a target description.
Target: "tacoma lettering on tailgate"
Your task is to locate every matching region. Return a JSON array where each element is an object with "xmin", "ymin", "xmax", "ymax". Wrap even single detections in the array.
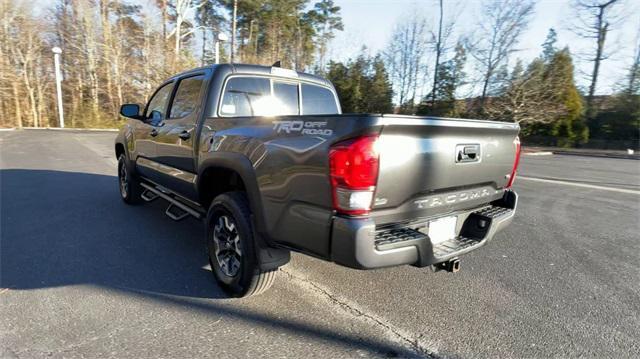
[{"xmin": 414, "ymin": 188, "xmax": 502, "ymax": 209}]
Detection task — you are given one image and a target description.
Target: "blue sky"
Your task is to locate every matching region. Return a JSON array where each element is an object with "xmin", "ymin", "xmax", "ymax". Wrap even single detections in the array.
[
  {"xmin": 330, "ymin": 0, "xmax": 639, "ymax": 95},
  {"xmin": 32, "ymin": 0, "xmax": 638, "ymax": 95}
]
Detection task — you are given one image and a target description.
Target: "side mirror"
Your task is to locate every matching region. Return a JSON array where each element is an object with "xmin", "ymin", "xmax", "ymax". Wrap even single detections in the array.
[{"xmin": 120, "ymin": 104, "xmax": 142, "ymax": 120}]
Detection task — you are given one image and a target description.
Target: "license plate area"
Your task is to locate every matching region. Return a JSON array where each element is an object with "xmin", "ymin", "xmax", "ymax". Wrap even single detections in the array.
[{"xmin": 428, "ymin": 216, "xmax": 458, "ymax": 244}]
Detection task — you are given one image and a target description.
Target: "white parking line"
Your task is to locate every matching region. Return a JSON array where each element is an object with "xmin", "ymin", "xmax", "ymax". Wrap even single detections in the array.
[{"xmin": 518, "ymin": 176, "xmax": 640, "ymax": 195}]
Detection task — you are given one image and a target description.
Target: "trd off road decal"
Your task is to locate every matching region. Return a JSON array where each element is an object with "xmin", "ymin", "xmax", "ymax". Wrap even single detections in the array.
[{"xmin": 272, "ymin": 121, "xmax": 333, "ymax": 136}]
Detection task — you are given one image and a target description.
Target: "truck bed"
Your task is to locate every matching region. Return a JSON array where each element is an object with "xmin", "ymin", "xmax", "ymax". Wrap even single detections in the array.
[
  {"xmin": 372, "ymin": 114, "xmax": 519, "ymax": 224},
  {"xmin": 198, "ymin": 113, "xmax": 520, "ymax": 266}
]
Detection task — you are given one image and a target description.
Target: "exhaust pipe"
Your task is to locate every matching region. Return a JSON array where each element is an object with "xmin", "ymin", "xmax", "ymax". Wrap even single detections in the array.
[
  {"xmin": 448, "ymin": 258, "xmax": 461, "ymax": 273},
  {"xmin": 433, "ymin": 258, "xmax": 461, "ymax": 273}
]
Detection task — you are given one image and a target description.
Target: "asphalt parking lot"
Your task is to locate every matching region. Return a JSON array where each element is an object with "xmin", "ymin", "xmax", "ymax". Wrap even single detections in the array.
[{"xmin": 1, "ymin": 129, "xmax": 639, "ymax": 358}]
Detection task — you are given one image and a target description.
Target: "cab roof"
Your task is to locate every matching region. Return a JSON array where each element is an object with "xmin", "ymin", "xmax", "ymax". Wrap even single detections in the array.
[{"xmin": 172, "ymin": 63, "xmax": 333, "ymax": 88}]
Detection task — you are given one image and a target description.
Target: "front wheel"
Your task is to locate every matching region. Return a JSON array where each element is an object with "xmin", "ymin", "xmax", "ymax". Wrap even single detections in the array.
[
  {"xmin": 206, "ymin": 192, "xmax": 277, "ymax": 297},
  {"xmin": 117, "ymin": 154, "xmax": 143, "ymax": 204}
]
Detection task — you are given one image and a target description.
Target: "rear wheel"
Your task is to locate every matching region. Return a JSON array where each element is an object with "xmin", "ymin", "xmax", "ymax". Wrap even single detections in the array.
[
  {"xmin": 206, "ymin": 192, "xmax": 276, "ymax": 297},
  {"xmin": 117, "ymin": 154, "xmax": 143, "ymax": 204}
]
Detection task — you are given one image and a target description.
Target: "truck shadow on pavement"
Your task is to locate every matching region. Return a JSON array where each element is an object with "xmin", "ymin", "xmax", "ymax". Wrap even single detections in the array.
[
  {"xmin": 1, "ymin": 169, "xmax": 416, "ymax": 357},
  {"xmin": 1, "ymin": 168, "xmax": 219, "ymax": 299}
]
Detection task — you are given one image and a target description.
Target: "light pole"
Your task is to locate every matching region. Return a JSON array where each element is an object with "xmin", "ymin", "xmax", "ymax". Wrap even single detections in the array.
[
  {"xmin": 215, "ymin": 33, "xmax": 228, "ymax": 64},
  {"xmin": 52, "ymin": 47, "xmax": 65, "ymax": 128}
]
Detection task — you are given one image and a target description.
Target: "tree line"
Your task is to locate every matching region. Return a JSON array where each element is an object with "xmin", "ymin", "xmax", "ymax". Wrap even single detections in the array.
[
  {"xmin": 379, "ymin": 0, "xmax": 638, "ymax": 148},
  {"xmin": 0, "ymin": 0, "xmax": 344, "ymax": 128},
  {"xmin": 0, "ymin": 0, "xmax": 637, "ymax": 148}
]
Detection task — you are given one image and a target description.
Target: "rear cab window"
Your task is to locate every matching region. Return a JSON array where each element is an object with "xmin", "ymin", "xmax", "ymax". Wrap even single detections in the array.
[
  {"xmin": 219, "ymin": 76, "xmax": 339, "ymax": 117},
  {"xmin": 219, "ymin": 77, "xmax": 271, "ymax": 117},
  {"xmin": 273, "ymin": 81, "xmax": 299, "ymax": 115},
  {"xmin": 301, "ymin": 84, "xmax": 339, "ymax": 115}
]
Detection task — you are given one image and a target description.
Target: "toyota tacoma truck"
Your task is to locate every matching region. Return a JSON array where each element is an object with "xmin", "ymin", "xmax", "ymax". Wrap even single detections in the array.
[{"xmin": 115, "ymin": 63, "xmax": 521, "ymax": 297}]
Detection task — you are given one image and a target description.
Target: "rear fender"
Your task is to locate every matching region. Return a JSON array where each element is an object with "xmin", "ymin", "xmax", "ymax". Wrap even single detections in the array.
[
  {"xmin": 198, "ymin": 153, "xmax": 289, "ymax": 269},
  {"xmin": 197, "ymin": 153, "xmax": 266, "ymax": 238}
]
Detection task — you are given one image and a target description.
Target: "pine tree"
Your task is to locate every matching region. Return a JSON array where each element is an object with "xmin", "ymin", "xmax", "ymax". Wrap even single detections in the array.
[
  {"xmin": 365, "ymin": 56, "xmax": 394, "ymax": 113},
  {"xmin": 546, "ymin": 48, "xmax": 588, "ymax": 147},
  {"xmin": 349, "ymin": 55, "xmax": 368, "ymax": 112},
  {"xmin": 416, "ymin": 42, "xmax": 466, "ymax": 117},
  {"xmin": 326, "ymin": 55, "xmax": 393, "ymax": 113},
  {"xmin": 327, "ymin": 61, "xmax": 354, "ymax": 111},
  {"xmin": 307, "ymin": 0, "xmax": 343, "ymax": 70},
  {"xmin": 218, "ymin": 0, "xmax": 343, "ymax": 70},
  {"xmin": 541, "ymin": 28, "xmax": 558, "ymax": 62},
  {"xmin": 589, "ymin": 48, "xmax": 640, "ymax": 143}
]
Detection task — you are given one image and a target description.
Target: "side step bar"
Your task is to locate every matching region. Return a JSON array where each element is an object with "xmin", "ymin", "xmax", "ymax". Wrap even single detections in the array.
[
  {"xmin": 141, "ymin": 189, "xmax": 159, "ymax": 202},
  {"xmin": 165, "ymin": 204, "xmax": 189, "ymax": 221},
  {"xmin": 139, "ymin": 182, "xmax": 202, "ymax": 221}
]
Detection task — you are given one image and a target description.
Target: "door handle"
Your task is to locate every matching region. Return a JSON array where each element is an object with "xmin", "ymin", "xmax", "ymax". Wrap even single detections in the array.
[
  {"xmin": 150, "ymin": 129, "xmax": 158, "ymax": 137},
  {"xmin": 178, "ymin": 131, "xmax": 191, "ymax": 140}
]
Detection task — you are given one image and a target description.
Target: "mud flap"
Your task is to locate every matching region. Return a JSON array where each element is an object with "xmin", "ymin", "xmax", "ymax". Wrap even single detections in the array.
[{"xmin": 251, "ymin": 214, "xmax": 291, "ymax": 271}]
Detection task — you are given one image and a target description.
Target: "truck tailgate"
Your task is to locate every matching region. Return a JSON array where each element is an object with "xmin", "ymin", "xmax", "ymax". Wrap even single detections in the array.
[{"xmin": 372, "ymin": 116, "xmax": 519, "ymax": 223}]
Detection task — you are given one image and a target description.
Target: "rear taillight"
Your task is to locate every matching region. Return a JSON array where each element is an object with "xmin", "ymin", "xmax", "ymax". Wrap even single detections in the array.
[
  {"xmin": 506, "ymin": 136, "xmax": 521, "ymax": 188},
  {"xmin": 329, "ymin": 135, "xmax": 379, "ymax": 215}
]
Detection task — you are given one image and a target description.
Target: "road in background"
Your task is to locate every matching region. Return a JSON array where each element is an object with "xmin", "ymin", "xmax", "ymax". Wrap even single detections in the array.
[
  {"xmin": 2, "ymin": 130, "xmax": 639, "ymax": 358},
  {"xmin": 518, "ymin": 152, "xmax": 640, "ymax": 190}
]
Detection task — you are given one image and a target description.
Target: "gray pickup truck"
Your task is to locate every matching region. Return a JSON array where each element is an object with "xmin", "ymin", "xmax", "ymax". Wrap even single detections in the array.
[{"xmin": 115, "ymin": 63, "xmax": 521, "ymax": 297}]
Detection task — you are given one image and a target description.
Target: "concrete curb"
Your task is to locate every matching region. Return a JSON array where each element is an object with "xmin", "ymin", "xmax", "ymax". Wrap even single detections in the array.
[
  {"xmin": 20, "ymin": 127, "xmax": 119, "ymax": 133},
  {"xmin": 523, "ymin": 147, "xmax": 639, "ymax": 160},
  {"xmin": 550, "ymin": 150, "xmax": 639, "ymax": 160}
]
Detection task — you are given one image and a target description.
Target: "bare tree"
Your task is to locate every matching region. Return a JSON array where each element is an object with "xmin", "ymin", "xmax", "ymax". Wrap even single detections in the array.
[
  {"xmin": 484, "ymin": 59, "xmax": 565, "ymax": 124},
  {"xmin": 99, "ymin": 0, "xmax": 115, "ymax": 113},
  {"xmin": 168, "ymin": 0, "xmax": 206, "ymax": 67},
  {"xmin": 231, "ymin": 0, "xmax": 237, "ymax": 63},
  {"xmin": 623, "ymin": 19, "xmax": 640, "ymax": 95},
  {"xmin": 155, "ymin": 0, "xmax": 170, "ymax": 68},
  {"xmin": 0, "ymin": 0, "xmax": 50, "ymax": 128},
  {"xmin": 14, "ymin": 20, "xmax": 42, "ymax": 127},
  {"xmin": 0, "ymin": 0, "xmax": 24, "ymax": 128},
  {"xmin": 469, "ymin": 0, "xmax": 534, "ymax": 112},
  {"xmin": 86, "ymin": 2, "xmax": 101, "ymax": 119},
  {"xmin": 429, "ymin": 0, "xmax": 458, "ymax": 105},
  {"xmin": 571, "ymin": 0, "xmax": 625, "ymax": 118},
  {"xmin": 384, "ymin": 12, "xmax": 430, "ymax": 110}
]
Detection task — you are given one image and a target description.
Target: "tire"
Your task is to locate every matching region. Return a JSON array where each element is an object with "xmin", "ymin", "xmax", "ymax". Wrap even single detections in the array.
[
  {"xmin": 206, "ymin": 191, "xmax": 277, "ymax": 297},
  {"xmin": 117, "ymin": 154, "xmax": 143, "ymax": 204}
]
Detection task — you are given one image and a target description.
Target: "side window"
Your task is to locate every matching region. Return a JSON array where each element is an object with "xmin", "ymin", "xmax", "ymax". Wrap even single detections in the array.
[
  {"xmin": 145, "ymin": 82, "xmax": 174, "ymax": 121},
  {"xmin": 273, "ymin": 81, "xmax": 299, "ymax": 116},
  {"xmin": 301, "ymin": 84, "xmax": 339, "ymax": 115},
  {"xmin": 219, "ymin": 77, "xmax": 271, "ymax": 117},
  {"xmin": 169, "ymin": 75, "xmax": 204, "ymax": 119}
]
